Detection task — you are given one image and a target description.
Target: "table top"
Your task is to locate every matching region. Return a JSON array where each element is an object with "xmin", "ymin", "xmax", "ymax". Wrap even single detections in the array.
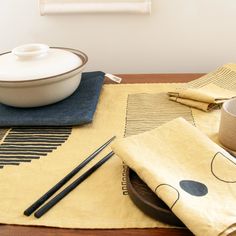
[{"xmin": 0, "ymin": 73, "xmax": 204, "ymax": 236}]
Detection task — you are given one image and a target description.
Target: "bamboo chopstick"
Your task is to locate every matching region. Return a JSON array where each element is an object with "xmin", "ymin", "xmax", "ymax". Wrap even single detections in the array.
[
  {"xmin": 34, "ymin": 151, "xmax": 114, "ymax": 218},
  {"xmin": 24, "ymin": 136, "xmax": 116, "ymax": 216}
]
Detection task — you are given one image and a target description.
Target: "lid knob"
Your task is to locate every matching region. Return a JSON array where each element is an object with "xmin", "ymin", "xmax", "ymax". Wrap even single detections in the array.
[{"xmin": 12, "ymin": 44, "xmax": 49, "ymax": 59}]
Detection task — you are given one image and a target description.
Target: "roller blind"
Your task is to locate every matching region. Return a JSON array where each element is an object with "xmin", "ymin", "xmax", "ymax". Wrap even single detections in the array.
[{"xmin": 39, "ymin": 0, "xmax": 151, "ymax": 15}]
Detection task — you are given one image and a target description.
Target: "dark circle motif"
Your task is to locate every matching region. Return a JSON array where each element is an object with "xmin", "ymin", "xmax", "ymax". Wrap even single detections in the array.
[{"xmin": 179, "ymin": 180, "xmax": 208, "ymax": 197}]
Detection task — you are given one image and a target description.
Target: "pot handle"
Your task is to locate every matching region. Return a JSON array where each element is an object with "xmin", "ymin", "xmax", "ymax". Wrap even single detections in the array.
[{"xmin": 12, "ymin": 44, "xmax": 49, "ymax": 59}]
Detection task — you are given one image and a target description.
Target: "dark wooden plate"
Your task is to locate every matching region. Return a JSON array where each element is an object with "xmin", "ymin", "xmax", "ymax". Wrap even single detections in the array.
[{"xmin": 126, "ymin": 167, "xmax": 184, "ymax": 227}]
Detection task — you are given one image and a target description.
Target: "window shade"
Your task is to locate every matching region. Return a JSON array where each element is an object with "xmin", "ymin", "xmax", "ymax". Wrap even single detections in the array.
[{"xmin": 39, "ymin": 0, "xmax": 151, "ymax": 15}]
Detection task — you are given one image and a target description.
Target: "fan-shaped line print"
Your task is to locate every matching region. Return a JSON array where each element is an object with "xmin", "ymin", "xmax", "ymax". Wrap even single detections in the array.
[
  {"xmin": 211, "ymin": 152, "xmax": 236, "ymax": 183},
  {"xmin": 0, "ymin": 128, "xmax": 8, "ymax": 141},
  {"xmin": 0, "ymin": 127, "xmax": 72, "ymax": 169},
  {"xmin": 155, "ymin": 184, "xmax": 180, "ymax": 210}
]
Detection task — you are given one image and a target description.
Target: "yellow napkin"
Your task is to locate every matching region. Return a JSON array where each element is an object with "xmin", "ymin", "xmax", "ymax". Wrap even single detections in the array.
[
  {"xmin": 111, "ymin": 118, "xmax": 236, "ymax": 236},
  {"xmin": 168, "ymin": 84, "xmax": 236, "ymax": 111}
]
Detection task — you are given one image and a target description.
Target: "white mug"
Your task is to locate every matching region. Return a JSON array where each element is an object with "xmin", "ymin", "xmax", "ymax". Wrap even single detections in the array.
[{"xmin": 219, "ymin": 98, "xmax": 236, "ymax": 151}]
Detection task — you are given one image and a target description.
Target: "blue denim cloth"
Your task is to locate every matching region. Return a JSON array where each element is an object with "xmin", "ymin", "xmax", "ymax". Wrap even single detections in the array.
[{"xmin": 0, "ymin": 71, "xmax": 105, "ymax": 127}]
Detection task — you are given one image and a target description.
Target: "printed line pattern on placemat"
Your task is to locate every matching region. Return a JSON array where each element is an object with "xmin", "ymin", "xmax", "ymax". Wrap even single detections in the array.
[
  {"xmin": 0, "ymin": 127, "xmax": 72, "ymax": 170},
  {"xmin": 125, "ymin": 93, "xmax": 195, "ymax": 137},
  {"xmin": 188, "ymin": 66, "xmax": 236, "ymax": 91},
  {"xmin": 122, "ymin": 92, "xmax": 195, "ymax": 195},
  {"xmin": 0, "ymin": 128, "xmax": 9, "ymax": 142}
]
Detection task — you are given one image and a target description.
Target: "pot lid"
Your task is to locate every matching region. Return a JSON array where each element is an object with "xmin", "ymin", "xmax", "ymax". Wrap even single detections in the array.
[{"xmin": 0, "ymin": 44, "xmax": 83, "ymax": 82}]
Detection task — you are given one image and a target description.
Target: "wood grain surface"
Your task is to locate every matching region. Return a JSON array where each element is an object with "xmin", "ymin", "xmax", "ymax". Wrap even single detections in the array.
[{"xmin": 0, "ymin": 73, "xmax": 203, "ymax": 236}]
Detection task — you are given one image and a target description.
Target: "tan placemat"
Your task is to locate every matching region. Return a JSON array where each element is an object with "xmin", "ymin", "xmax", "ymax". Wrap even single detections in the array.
[
  {"xmin": 0, "ymin": 64, "xmax": 236, "ymax": 229},
  {"xmin": 187, "ymin": 64, "xmax": 236, "ymax": 145},
  {"xmin": 187, "ymin": 64, "xmax": 236, "ymax": 90},
  {"xmin": 0, "ymin": 83, "xmax": 177, "ymax": 229}
]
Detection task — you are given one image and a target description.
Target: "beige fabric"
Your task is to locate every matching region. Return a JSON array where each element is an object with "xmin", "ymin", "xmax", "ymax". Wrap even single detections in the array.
[
  {"xmin": 1, "ymin": 63, "xmax": 236, "ymax": 229},
  {"xmin": 186, "ymin": 64, "xmax": 236, "ymax": 90},
  {"xmin": 125, "ymin": 92, "xmax": 194, "ymax": 136},
  {"xmin": 169, "ymin": 96, "xmax": 215, "ymax": 111},
  {"xmin": 0, "ymin": 83, "xmax": 177, "ymax": 229},
  {"xmin": 111, "ymin": 117, "xmax": 236, "ymax": 236},
  {"xmin": 168, "ymin": 83, "xmax": 236, "ymax": 111}
]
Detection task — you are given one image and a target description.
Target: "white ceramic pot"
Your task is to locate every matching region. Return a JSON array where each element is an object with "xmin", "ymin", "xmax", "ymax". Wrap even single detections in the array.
[{"xmin": 0, "ymin": 44, "xmax": 88, "ymax": 107}]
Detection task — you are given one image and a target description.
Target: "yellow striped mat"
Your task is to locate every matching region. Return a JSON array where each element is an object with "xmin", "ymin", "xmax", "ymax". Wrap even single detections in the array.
[{"xmin": 0, "ymin": 63, "xmax": 235, "ymax": 229}]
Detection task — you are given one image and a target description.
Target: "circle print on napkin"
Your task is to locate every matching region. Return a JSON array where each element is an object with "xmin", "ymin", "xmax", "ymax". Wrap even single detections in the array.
[{"xmin": 179, "ymin": 180, "xmax": 208, "ymax": 197}]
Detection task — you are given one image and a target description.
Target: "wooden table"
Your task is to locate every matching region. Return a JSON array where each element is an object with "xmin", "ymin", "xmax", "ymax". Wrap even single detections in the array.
[{"xmin": 0, "ymin": 73, "xmax": 204, "ymax": 236}]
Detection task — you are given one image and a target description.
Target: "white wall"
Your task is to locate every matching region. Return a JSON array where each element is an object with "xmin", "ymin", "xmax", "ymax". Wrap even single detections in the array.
[{"xmin": 1, "ymin": 0, "xmax": 236, "ymax": 73}]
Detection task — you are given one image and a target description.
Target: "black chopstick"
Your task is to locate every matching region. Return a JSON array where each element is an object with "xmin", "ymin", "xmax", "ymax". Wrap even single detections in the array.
[
  {"xmin": 34, "ymin": 151, "xmax": 114, "ymax": 218},
  {"xmin": 24, "ymin": 136, "xmax": 116, "ymax": 216}
]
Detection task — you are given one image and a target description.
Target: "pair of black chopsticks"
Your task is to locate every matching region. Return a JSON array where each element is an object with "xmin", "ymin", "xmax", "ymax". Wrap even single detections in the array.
[{"xmin": 24, "ymin": 136, "xmax": 115, "ymax": 218}]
